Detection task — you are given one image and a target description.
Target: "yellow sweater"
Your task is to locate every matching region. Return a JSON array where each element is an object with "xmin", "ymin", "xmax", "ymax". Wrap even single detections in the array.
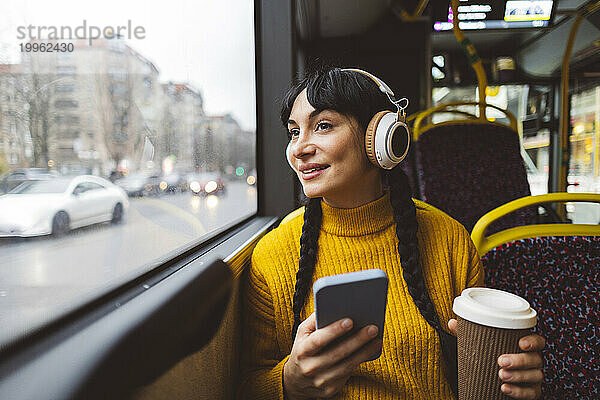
[{"xmin": 240, "ymin": 191, "xmax": 483, "ymax": 399}]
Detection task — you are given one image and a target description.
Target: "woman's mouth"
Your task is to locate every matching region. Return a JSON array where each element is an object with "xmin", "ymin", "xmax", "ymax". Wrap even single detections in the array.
[{"xmin": 301, "ymin": 165, "xmax": 329, "ymax": 180}]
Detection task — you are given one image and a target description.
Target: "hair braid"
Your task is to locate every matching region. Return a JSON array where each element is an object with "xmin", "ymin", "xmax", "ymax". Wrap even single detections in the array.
[
  {"xmin": 385, "ymin": 167, "xmax": 458, "ymax": 397},
  {"xmin": 291, "ymin": 197, "xmax": 323, "ymax": 338}
]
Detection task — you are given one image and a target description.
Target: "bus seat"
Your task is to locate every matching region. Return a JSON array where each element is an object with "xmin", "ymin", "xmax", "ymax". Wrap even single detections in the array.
[
  {"xmin": 411, "ymin": 102, "xmax": 535, "ymax": 233},
  {"xmin": 281, "ymin": 206, "xmax": 305, "ymax": 225},
  {"xmin": 53, "ymin": 258, "xmax": 235, "ymax": 400},
  {"xmin": 417, "ymin": 122, "xmax": 533, "ymax": 232},
  {"xmin": 401, "ymin": 112, "xmax": 427, "ymax": 199},
  {"xmin": 471, "ymin": 194, "xmax": 600, "ymax": 399},
  {"xmin": 399, "ymin": 147, "xmax": 420, "ymax": 200},
  {"xmin": 130, "ymin": 259, "xmax": 244, "ymax": 400}
]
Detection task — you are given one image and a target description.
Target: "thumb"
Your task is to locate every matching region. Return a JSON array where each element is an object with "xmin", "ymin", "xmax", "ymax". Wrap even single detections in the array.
[
  {"xmin": 298, "ymin": 312, "xmax": 316, "ymax": 337},
  {"xmin": 448, "ymin": 319, "xmax": 458, "ymax": 336}
]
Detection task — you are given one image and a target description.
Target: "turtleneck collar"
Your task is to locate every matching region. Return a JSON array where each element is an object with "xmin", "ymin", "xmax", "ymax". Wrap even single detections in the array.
[{"xmin": 319, "ymin": 190, "xmax": 395, "ymax": 237}]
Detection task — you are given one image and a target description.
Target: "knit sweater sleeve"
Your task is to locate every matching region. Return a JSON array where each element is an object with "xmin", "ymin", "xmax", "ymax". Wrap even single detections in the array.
[
  {"xmin": 466, "ymin": 244, "xmax": 484, "ymax": 288},
  {"xmin": 238, "ymin": 238, "xmax": 287, "ymax": 400}
]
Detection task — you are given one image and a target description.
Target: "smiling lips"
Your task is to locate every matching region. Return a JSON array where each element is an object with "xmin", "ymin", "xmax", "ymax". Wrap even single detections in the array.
[
  {"xmin": 300, "ymin": 164, "xmax": 330, "ymax": 180},
  {"xmin": 303, "ymin": 166, "xmax": 328, "ymax": 173},
  {"xmin": 299, "ymin": 163, "xmax": 329, "ymax": 172}
]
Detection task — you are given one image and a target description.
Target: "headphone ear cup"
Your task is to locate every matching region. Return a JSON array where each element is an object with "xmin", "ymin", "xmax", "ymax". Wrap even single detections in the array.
[
  {"xmin": 365, "ymin": 111, "xmax": 388, "ymax": 168},
  {"xmin": 390, "ymin": 121, "xmax": 410, "ymax": 163}
]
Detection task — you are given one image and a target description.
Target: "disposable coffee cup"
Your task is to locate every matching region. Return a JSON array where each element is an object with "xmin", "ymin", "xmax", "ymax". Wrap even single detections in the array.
[{"xmin": 453, "ymin": 288, "xmax": 537, "ymax": 400}]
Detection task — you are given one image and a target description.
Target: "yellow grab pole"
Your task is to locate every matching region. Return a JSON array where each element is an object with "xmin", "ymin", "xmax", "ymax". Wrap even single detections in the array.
[
  {"xmin": 398, "ymin": 0, "xmax": 430, "ymax": 22},
  {"xmin": 559, "ymin": 14, "xmax": 584, "ymax": 195},
  {"xmin": 559, "ymin": 1, "xmax": 600, "ymax": 194},
  {"xmin": 451, "ymin": 0, "xmax": 487, "ymax": 119}
]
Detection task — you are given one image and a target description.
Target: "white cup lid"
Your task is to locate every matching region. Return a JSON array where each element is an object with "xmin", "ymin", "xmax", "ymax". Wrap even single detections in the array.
[{"xmin": 453, "ymin": 288, "xmax": 537, "ymax": 329}]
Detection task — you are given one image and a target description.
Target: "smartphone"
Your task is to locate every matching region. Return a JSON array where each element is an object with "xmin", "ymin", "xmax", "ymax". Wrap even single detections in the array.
[{"xmin": 313, "ymin": 269, "xmax": 388, "ymax": 361}]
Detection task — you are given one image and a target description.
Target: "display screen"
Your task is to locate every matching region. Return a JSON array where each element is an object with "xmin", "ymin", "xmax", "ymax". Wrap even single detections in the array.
[{"xmin": 433, "ymin": 0, "xmax": 554, "ymax": 31}]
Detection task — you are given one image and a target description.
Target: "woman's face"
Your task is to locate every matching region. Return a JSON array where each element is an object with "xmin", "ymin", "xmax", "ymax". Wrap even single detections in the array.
[{"xmin": 286, "ymin": 89, "xmax": 383, "ymax": 208}]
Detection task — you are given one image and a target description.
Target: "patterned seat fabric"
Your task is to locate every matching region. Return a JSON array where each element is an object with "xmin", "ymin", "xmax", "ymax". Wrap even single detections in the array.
[
  {"xmin": 416, "ymin": 123, "xmax": 534, "ymax": 232},
  {"xmin": 482, "ymin": 236, "xmax": 600, "ymax": 399},
  {"xmin": 399, "ymin": 147, "xmax": 419, "ymax": 198}
]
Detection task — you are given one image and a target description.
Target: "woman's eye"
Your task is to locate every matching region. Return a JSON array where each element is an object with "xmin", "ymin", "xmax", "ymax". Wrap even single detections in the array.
[{"xmin": 316, "ymin": 122, "xmax": 332, "ymax": 131}]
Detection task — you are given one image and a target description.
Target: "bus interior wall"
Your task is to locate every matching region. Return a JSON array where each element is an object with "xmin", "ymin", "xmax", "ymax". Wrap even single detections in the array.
[{"xmin": 298, "ymin": 16, "xmax": 432, "ymax": 118}]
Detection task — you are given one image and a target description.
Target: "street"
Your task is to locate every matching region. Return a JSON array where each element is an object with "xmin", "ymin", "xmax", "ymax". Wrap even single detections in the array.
[{"xmin": 0, "ymin": 181, "xmax": 257, "ymax": 347}]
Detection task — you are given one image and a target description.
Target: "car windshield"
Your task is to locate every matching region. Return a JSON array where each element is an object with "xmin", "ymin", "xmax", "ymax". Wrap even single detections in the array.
[{"xmin": 9, "ymin": 179, "xmax": 71, "ymax": 194}]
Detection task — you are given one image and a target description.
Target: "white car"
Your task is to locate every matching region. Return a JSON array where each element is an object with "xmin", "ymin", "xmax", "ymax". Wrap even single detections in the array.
[{"xmin": 0, "ymin": 175, "xmax": 129, "ymax": 237}]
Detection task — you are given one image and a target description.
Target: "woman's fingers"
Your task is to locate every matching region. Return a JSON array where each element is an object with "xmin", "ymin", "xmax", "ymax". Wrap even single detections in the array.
[
  {"xmin": 495, "ymin": 334, "xmax": 544, "ymax": 399},
  {"xmin": 288, "ymin": 323, "xmax": 381, "ymax": 399},
  {"xmin": 499, "ymin": 368, "xmax": 544, "ymax": 384},
  {"xmin": 297, "ymin": 318, "xmax": 354, "ymax": 358},
  {"xmin": 296, "ymin": 312, "xmax": 317, "ymax": 338},
  {"xmin": 312, "ymin": 336, "xmax": 383, "ymax": 389},
  {"xmin": 501, "ymin": 383, "xmax": 542, "ymax": 400},
  {"xmin": 498, "ymin": 352, "xmax": 543, "ymax": 370},
  {"xmin": 447, "ymin": 319, "xmax": 458, "ymax": 335},
  {"xmin": 307, "ymin": 325, "xmax": 379, "ymax": 371},
  {"xmin": 286, "ymin": 316, "xmax": 382, "ymax": 399},
  {"xmin": 518, "ymin": 334, "xmax": 546, "ymax": 352}
]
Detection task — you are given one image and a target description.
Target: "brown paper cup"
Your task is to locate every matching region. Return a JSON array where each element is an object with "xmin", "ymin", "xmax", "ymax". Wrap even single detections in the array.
[
  {"xmin": 457, "ymin": 317, "xmax": 530, "ymax": 400},
  {"xmin": 453, "ymin": 288, "xmax": 537, "ymax": 400}
]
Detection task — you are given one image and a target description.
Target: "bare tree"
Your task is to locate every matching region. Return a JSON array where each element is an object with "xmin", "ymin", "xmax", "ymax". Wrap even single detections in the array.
[
  {"xmin": 0, "ymin": 152, "xmax": 8, "ymax": 175},
  {"xmin": 10, "ymin": 66, "xmax": 58, "ymax": 168},
  {"xmin": 92, "ymin": 63, "xmax": 144, "ymax": 170},
  {"xmin": 159, "ymin": 97, "xmax": 178, "ymax": 164}
]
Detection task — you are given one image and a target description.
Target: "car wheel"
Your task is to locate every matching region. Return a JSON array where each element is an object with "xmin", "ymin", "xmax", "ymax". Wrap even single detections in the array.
[
  {"xmin": 52, "ymin": 211, "xmax": 70, "ymax": 237},
  {"xmin": 112, "ymin": 203, "xmax": 123, "ymax": 224}
]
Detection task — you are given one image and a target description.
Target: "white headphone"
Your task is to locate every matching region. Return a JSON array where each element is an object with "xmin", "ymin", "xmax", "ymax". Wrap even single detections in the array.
[
  {"xmin": 342, "ymin": 68, "xmax": 410, "ymax": 170},
  {"xmin": 286, "ymin": 68, "xmax": 410, "ymax": 170}
]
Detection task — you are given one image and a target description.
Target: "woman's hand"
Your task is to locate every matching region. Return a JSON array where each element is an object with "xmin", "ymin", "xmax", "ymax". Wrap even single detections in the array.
[
  {"xmin": 283, "ymin": 313, "xmax": 382, "ymax": 400},
  {"xmin": 448, "ymin": 319, "xmax": 545, "ymax": 400}
]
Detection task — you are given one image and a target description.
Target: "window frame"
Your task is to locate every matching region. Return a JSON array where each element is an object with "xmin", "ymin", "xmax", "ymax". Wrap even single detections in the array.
[
  {"xmin": 0, "ymin": 0, "xmax": 297, "ymax": 398},
  {"xmin": 0, "ymin": 216, "xmax": 279, "ymax": 399}
]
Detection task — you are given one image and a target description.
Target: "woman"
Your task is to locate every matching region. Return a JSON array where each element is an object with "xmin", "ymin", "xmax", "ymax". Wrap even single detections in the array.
[{"xmin": 239, "ymin": 67, "xmax": 545, "ymax": 399}]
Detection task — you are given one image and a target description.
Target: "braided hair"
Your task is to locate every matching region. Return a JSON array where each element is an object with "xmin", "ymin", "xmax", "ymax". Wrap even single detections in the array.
[
  {"xmin": 281, "ymin": 67, "xmax": 458, "ymax": 395},
  {"xmin": 291, "ymin": 196, "xmax": 322, "ymax": 336}
]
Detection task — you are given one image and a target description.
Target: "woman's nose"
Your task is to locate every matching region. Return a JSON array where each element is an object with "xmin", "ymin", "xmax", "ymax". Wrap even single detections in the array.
[{"xmin": 290, "ymin": 134, "xmax": 316, "ymax": 159}]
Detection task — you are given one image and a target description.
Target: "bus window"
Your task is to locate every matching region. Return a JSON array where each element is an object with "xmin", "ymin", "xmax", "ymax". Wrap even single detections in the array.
[
  {"xmin": 568, "ymin": 85, "xmax": 600, "ymax": 223},
  {"xmin": 0, "ymin": 0, "xmax": 256, "ymax": 348},
  {"xmin": 431, "ymin": 84, "xmax": 552, "ymax": 196}
]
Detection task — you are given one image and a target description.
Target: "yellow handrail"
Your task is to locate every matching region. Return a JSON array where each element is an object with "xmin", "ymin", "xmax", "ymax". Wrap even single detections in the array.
[
  {"xmin": 559, "ymin": 1, "xmax": 600, "ymax": 195},
  {"xmin": 412, "ymin": 101, "xmax": 518, "ymax": 140},
  {"xmin": 471, "ymin": 193, "xmax": 600, "ymax": 256},
  {"xmin": 407, "ymin": 109, "xmax": 478, "ymax": 123},
  {"xmin": 397, "ymin": 0, "xmax": 430, "ymax": 22},
  {"xmin": 451, "ymin": 0, "xmax": 487, "ymax": 119},
  {"xmin": 280, "ymin": 206, "xmax": 304, "ymax": 225}
]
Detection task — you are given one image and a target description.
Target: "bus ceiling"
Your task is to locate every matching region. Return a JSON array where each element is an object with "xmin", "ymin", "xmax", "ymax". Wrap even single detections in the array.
[
  {"xmin": 517, "ymin": 0, "xmax": 600, "ymax": 77},
  {"xmin": 295, "ymin": 0, "xmax": 600, "ymax": 78}
]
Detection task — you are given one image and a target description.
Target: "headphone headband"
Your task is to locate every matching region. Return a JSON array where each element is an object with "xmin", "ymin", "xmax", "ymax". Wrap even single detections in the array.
[
  {"xmin": 341, "ymin": 68, "xmax": 395, "ymax": 98},
  {"xmin": 342, "ymin": 68, "xmax": 408, "ymax": 115}
]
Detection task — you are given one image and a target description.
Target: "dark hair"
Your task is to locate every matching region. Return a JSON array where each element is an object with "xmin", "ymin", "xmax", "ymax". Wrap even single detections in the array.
[{"xmin": 281, "ymin": 67, "xmax": 458, "ymax": 395}]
